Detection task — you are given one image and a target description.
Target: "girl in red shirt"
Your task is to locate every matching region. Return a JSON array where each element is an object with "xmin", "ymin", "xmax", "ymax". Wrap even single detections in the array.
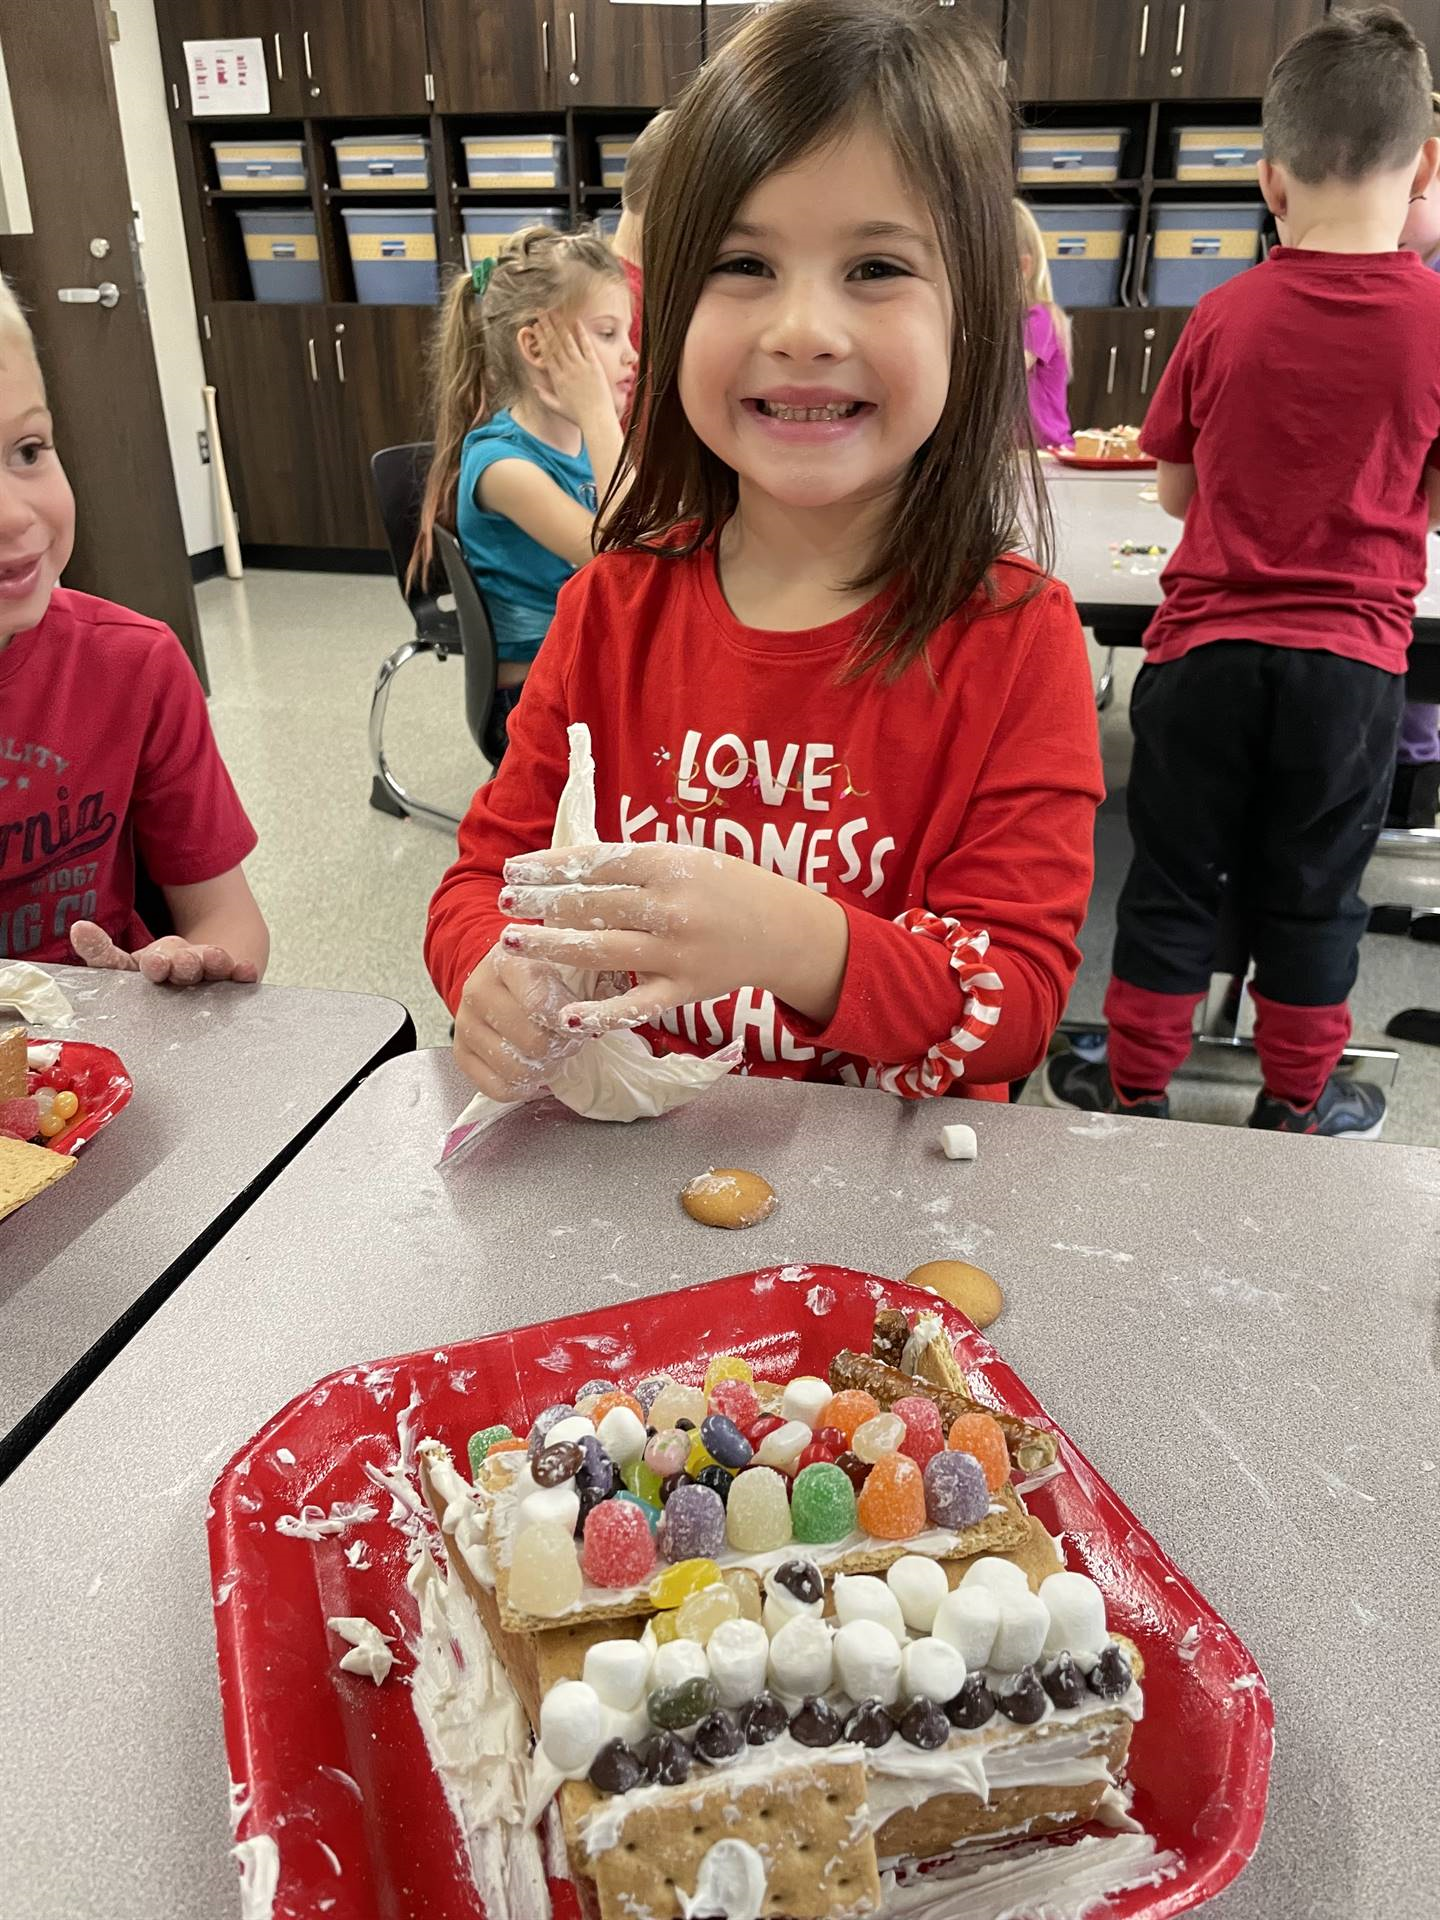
[{"xmin": 426, "ymin": 0, "xmax": 1102, "ymax": 1105}]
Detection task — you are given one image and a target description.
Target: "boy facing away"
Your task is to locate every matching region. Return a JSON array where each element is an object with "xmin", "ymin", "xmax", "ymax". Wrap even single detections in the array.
[{"xmin": 1047, "ymin": 6, "xmax": 1440, "ymax": 1139}]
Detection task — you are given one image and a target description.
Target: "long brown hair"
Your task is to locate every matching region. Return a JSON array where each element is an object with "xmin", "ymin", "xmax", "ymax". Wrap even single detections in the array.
[
  {"xmin": 601, "ymin": 0, "xmax": 1048, "ymax": 679},
  {"xmin": 409, "ymin": 226, "xmax": 624, "ymax": 589}
]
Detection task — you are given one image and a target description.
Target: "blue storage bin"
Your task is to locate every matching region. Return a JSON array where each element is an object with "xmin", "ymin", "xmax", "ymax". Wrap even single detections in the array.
[
  {"xmin": 1031, "ymin": 203, "xmax": 1131, "ymax": 307},
  {"xmin": 1018, "ymin": 127, "xmax": 1126, "ymax": 184},
  {"xmin": 237, "ymin": 211, "xmax": 323, "ymax": 303},
  {"xmin": 342, "ymin": 208, "xmax": 439, "ymax": 305},
  {"xmin": 462, "ymin": 135, "xmax": 568, "ymax": 191},
  {"xmin": 214, "ymin": 140, "xmax": 307, "ymax": 193},
  {"xmin": 1149, "ymin": 201, "xmax": 1264, "ymax": 303},
  {"xmin": 462, "ymin": 206, "xmax": 569, "ymax": 264},
  {"xmin": 1173, "ymin": 127, "xmax": 1263, "ymax": 182},
  {"xmin": 598, "ymin": 137, "xmax": 634, "ymax": 189},
  {"xmin": 333, "ymin": 134, "xmax": 431, "ymax": 192}
]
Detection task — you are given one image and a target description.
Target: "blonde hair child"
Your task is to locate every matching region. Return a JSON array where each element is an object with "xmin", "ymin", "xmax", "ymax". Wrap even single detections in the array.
[{"xmin": 1014, "ymin": 198, "xmax": 1075, "ymax": 449}]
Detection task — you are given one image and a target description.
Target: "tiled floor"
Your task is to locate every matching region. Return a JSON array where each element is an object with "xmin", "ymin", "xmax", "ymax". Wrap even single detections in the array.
[{"xmin": 197, "ymin": 567, "xmax": 1440, "ymax": 1146}]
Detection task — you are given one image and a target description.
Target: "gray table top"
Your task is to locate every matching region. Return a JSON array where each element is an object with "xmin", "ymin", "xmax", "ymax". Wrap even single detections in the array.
[
  {"xmin": 2, "ymin": 1049, "xmax": 1437, "ymax": 1919},
  {"xmin": 0, "ymin": 966, "xmax": 412, "ymax": 1459}
]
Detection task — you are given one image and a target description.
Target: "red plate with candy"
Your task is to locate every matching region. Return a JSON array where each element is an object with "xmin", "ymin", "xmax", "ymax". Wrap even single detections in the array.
[
  {"xmin": 26, "ymin": 1040, "xmax": 132, "ymax": 1154},
  {"xmin": 1050, "ymin": 448, "xmax": 1157, "ymax": 471},
  {"xmin": 208, "ymin": 1267, "xmax": 1272, "ymax": 1920}
]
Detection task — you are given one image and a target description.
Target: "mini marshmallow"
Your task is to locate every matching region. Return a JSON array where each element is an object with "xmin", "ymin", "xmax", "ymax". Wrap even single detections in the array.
[
  {"xmin": 1040, "ymin": 1572, "xmax": 1109, "ymax": 1672},
  {"xmin": 989, "ymin": 1590, "xmax": 1051, "ymax": 1673},
  {"xmin": 832, "ymin": 1574, "xmax": 908, "ymax": 1643},
  {"xmin": 603, "ymin": 1700, "xmax": 653, "ymax": 1750},
  {"xmin": 583, "ymin": 1638, "xmax": 653, "ymax": 1713},
  {"xmin": 651, "ymin": 1639, "xmax": 711, "ymax": 1691},
  {"xmin": 595, "ymin": 1406, "xmax": 648, "ymax": 1468},
  {"xmin": 932, "ymin": 1588, "xmax": 1001, "ymax": 1670},
  {"xmin": 539, "ymin": 1680, "xmax": 604, "ymax": 1776},
  {"xmin": 755, "ymin": 1421, "xmax": 812, "ymax": 1471},
  {"xmin": 833, "ymin": 1619, "xmax": 902, "ymax": 1706},
  {"xmin": 781, "ymin": 1376, "xmax": 835, "ymax": 1427},
  {"xmin": 767, "ymin": 1614, "xmax": 834, "ymax": 1698},
  {"xmin": 960, "ymin": 1557, "xmax": 1030, "ymax": 1600},
  {"xmin": 887, "ymin": 1556, "xmax": 951, "ymax": 1634},
  {"xmin": 941, "ymin": 1123, "xmax": 978, "ymax": 1161},
  {"xmin": 515, "ymin": 1484, "xmax": 580, "ymax": 1538},
  {"xmin": 707, "ymin": 1619, "xmax": 771, "ymax": 1709},
  {"xmin": 544, "ymin": 1415, "xmax": 597, "ymax": 1451},
  {"xmin": 901, "ymin": 1636, "xmax": 967, "ymax": 1705}
]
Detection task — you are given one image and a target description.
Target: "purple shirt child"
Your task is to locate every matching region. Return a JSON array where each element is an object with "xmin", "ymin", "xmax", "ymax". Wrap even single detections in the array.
[{"xmin": 1024, "ymin": 304, "xmax": 1073, "ymax": 450}]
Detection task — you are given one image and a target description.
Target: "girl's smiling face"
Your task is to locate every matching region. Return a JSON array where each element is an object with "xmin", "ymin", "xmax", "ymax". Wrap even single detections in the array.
[{"xmin": 678, "ymin": 122, "xmax": 953, "ymax": 517}]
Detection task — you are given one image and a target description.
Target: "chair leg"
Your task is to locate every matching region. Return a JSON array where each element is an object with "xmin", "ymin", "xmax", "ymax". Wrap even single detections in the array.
[
  {"xmin": 1095, "ymin": 646, "xmax": 1117, "ymax": 714},
  {"xmin": 368, "ymin": 640, "xmax": 463, "ymax": 835}
]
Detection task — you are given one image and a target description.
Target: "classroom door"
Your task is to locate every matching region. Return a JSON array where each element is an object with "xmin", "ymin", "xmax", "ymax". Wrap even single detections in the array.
[{"xmin": 0, "ymin": 0, "xmax": 204, "ymax": 677}]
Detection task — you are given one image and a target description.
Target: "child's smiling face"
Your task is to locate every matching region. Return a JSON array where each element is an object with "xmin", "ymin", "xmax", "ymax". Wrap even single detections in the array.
[
  {"xmin": 0, "ymin": 341, "xmax": 74, "ymax": 648},
  {"xmin": 678, "ymin": 122, "xmax": 954, "ymax": 519}
]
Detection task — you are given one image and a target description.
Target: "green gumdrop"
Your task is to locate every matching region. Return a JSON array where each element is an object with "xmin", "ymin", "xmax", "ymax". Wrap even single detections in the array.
[
  {"xmin": 468, "ymin": 1424, "xmax": 514, "ymax": 1476},
  {"xmin": 615, "ymin": 1490, "xmax": 661, "ymax": 1535},
  {"xmin": 622, "ymin": 1459, "xmax": 664, "ymax": 1505},
  {"xmin": 790, "ymin": 1462, "xmax": 858, "ymax": 1545},
  {"xmin": 647, "ymin": 1675, "xmax": 720, "ymax": 1730}
]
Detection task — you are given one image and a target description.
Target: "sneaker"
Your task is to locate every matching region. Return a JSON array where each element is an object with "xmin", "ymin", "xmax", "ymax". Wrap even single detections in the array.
[
  {"xmin": 1041, "ymin": 1050, "xmax": 1170, "ymax": 1119},
  {"xmin": 1247, "ymin": 1075, "xmax": 1386, "ymax": 1140}
]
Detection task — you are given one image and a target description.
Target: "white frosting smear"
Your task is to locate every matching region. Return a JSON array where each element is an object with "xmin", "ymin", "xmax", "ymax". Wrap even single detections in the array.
[
  {"xmin": 231, "ymin": 1835, "xmax": 279, "ymax": 1920},
  {"xmin": 677, "ymin": 1839, "xmax": 768, "ymax": 1920},
  {"xmin": 882, "ymin": 1834, "xmax": 1181, "ymax": 1918},
  {"xmin": 327, "ymin": 1615, "xmax": 394, "ymax": 1685}
]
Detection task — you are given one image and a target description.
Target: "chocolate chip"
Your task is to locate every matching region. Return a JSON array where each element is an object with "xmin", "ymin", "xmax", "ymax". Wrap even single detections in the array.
[
  {"xmin": 1088, "ymin": 1644, "xmax": 1133, "ymax": 1701},
  {"xmin": 740, "ymin": 1691, "xmax": 788, "ymax": 1745},
  {"xmin": 843, "ymin": 1699, "xmax": 896, "ymax": 1749},
  {"xmin": 642, "ymin": 1732, "xmax": 691, "ymax": 1785},
  {"xmin": 588, "ymin": 1739, "xmax": 645, "ymax": 1794},
  {"xmin": 945, "ymin": 1675, "xmax": 996, "ymax": 1729},
  {"xmin": 900, "ymin": 1698, "xmax": 951, "ymax": 1749},
  {"xmin": 997, "ymin": 1666, "xmax": 1047, "ymax": 1725},
  {"xmin": 1042, "ymin": 1653, "xmax": 1086, "ymax": 1710},
  {"xmin": 789, "ymin": 1695, "xmax": 843, "ymax": 1748},
  {"xmin": 692, "ymin": 1710, "xmax": 744, "ymax": 1765}
]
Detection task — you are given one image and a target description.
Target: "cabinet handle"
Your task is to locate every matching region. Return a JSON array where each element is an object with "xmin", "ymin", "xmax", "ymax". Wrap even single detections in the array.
[
  {"xmin": 542, "ymin": 20, "xmax": 550, "ymax": 73},
  {"xmin": 1106, "ymin": 345, "xmax": 1118, "ymax": 396},
  {"xmin": 1174, "ymin": 2, "xmax": 1186, "ymax": 56},
  {"xmin": 273, "ymin": 32, "xmax": 284, "ymax": 81},
  {"xmin": 302, "ymin": 29, "xmax": 313, "ymax": 80},
  {"xmin": 307, "ymin": 337, "xmax": 318, "ymax": 383},
  {"xmin": 334, "ymin": 335, "xmax": 346, "ymax": 384},
  {"xmin": 569, "ymin": 10, "xmax": 578, "ymax": 65},
  {"xmin": 1139, "ymin": 3, "xmax": 1150, "ymax": 57},
  {"xmin": 1141, "ymin": 339, "xmax": 1154, "ymax": 395},
  {"xmin": 171, "ymin": 81, "xmax": 180, "ymax": 111}
]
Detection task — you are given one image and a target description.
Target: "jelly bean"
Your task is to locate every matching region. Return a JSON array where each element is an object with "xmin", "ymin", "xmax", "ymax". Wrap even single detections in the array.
[
  {"xmin": 686, "ymin": 1435, "xmax": 723, "ymax": 1479},
  {"xmin": 722, "ymin": 1568, "xmax": 763, "ymax": 1622},
  {"xmin": 852, "ymin": 1413, "xmax": 906, "ymax": 1464},
  {"xmin": 614, "ymin": 1491, "xmax": 661, "ymax": 1535},
  {"xmin": 647, "ymin": 1557, "xmax": 722, "ymax": 1609},
  {"xmin": 834, "ymin": 1451, "xmax": 871, "ymax": 1493},
  {"xmin": 647, "ymin": 1676, "xmax": 719, "ymax": 1731},
  {"xmin": 643, "ymin": 1429, "xmax": 691, "ymax": 1480},
  {"xmin": 694, "ymin": 1465, "xmax": 736, "ymax": 1506},
  {"xmin": 52, "ymin": 1090, "xmax": 79, "ymax": 1121},
  {"xmin": 699, "ymin": 1414, "xmax": 753, "ymax": 1470},
  {"xmin": 676, "ymin": 1583, "xmax": 741, "ymax": 1646},
  {"xmin": 38, "ymin": 1113, "xmax": 65, "ymax": 1139},
  {"xmin": 747, "ymin": 1413, "xmax": 785, "ymax": 1445},
  {"xmin": 622, "ymin": 1459, "xmax": 664, "ymax": 1505},
  {"xmin": 534, "ymin": 1442, "xmax": 585, "ymax": 1488}
]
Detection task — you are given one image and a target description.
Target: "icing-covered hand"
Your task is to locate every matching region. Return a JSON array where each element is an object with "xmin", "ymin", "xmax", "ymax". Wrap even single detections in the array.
[
  {"xmin": 69, "ymin": 920, "xmax": 260, "ymax": 987},
  {"xmin": 497, "ymin": 841, "xmax": 849, "ymax": 1033},
  {"xmin": 453, "ymin": 944, "xmax": 586, "ymax": 1100}
]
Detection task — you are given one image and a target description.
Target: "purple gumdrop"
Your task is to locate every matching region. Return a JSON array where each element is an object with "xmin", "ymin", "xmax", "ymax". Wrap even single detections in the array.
[
  {"xmin": 575, "ymin": 1434, "xmax": 617, "ymax": 1498},
  {"xmin": 656, "ymin": 1482, "xmax": 726, "ymax": 1563},
  {"xmin": 633, "ymin": 1374, "xmax": 673, "ymax": 1418},
  {"xmin": 923, "ymin": 1450, "xmax": 990, "ymax": 1530},
  {"xmin": 574, "ymin": 1377, "xmax": 619, "ymax": 1404},
  {"xmin": 527, "ymin": 1403, "xmax": 576, "ymax": 1457}
]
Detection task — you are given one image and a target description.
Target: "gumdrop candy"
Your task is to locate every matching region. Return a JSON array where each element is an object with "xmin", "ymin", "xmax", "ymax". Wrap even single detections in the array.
[
  {"xmin": 467, "ymin": 1424, "xmax": 514, "ymax": 1476},
  {"xmin": 647, "ymin": 1557, "xmax": 722, "ymax": 1609},
  {"xmin": 656, "ymin": 1483, "xmax": 727, "ymax": 1563},
  {"xmin": 647, "ymin": 1675, "xmax": 719, "ymax": 1730},
  {"xmin": 486, "ymin": 1437, "xmax": 526, "ymax": 1459},
  {"xmin": 722, "ymin": 1568, "xmax": 763, "ymax": 1622},
  {"xmin": 923, "ymin": 1450, "xmax": 989, "ymax": 1530},
  {"xmin": 856, "ymin": 1453, "xmax": 927, "ymax": 1541},
  {"xmin": 0, "ymin": 1096, "xmax": 39, "ymax": 1141},
  {"xmin": 700, "ymin": 1413, "xmax": 753, "ymax": 1470},
  {"xmin": 852, "ymin": 1413, "xmax": 906, "ymax": 1464},
  {"xmin": 581, "ymin": 1498, "xmax": 656, "ymax": 1587},
  {"xmin": 573, "ymin": 1377, "xmax": 619, "ymax": 1405},
  {"xmin": 647, "ymin": 1383, "xmax": 708, "ymax": 1432},
  {"xmin": 632, "ymin": 1374, "xmax": 673, "ymax": 1417},
  {"xmin": 947, "ymin": 1412, "xmax": 1011, "ymax": 1492},
  {"xmin": 614, "ymin": 1491, "xmax": 661, "ymax": 1535},
  {"xmin": 588, "ymin": 1390, "xmax": 645, "ymax": 1426},
  {"xmin": 622, "ymin": 1459, "xmax": 664, "ymax": 1505},
  {"xmin": 507, "ymin": 1520, "xmax": 583, "ymax": 1617},
  {"xmin": 703, "ymin": 1354, "xmax": 754, "ymax": 1395},
  {"xmin": 725, "ymin": 1465, "xmax": 793, "ymax": 1552},
  {"xmin": 643, "ymin": 1429, "xmax": 691, "ymax": 1480},
  {"xmin": 676, "ymin": 1582, "xmax": 741, "ymax": 1645},
  {"xmin": 708, "ymin": 1378, "xmax": 760, "ymax": 1432},
  {"xmin": 789, "ymin": 1462, "xmax": 858, "ymax": 1545},
  {"xmin": 822, "ymin": 1390, "xmax": 881, "ymax": 1443},
  {"xmin": 527, "ymin": 1404, "xmax": 576, "ymax": 1456},
  {"xmin": 892, "ymin": 1396, "xmax": 945, "ymax": 1471}
]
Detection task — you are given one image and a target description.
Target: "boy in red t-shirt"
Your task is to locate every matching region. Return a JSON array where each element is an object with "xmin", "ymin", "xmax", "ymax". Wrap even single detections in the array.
[
  {"xmin": 0, "ymin": 280, "xmax": 267, "ymax": 984},
  {"xmin": 1047, "ymin": 6, "xmax": 1440, "ymax": 1139}
]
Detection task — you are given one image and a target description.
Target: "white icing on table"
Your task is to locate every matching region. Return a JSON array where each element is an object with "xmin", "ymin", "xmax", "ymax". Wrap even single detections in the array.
[{"xmin": 231, "ymin": 1835, "xmax": 279, "ymax": 1920}]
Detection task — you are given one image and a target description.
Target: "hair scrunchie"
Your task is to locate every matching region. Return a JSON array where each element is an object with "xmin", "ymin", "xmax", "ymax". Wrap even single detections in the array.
[{"xmin": 470, "ymin": 257, "xmax": 495, "ymax": 299}]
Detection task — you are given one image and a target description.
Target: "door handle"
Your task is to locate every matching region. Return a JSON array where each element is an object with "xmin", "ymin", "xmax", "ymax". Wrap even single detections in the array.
[
  {"xmin": 334, "ymin": 332, "xmax": 346, "ymax": 384},
  {"xmin": 542, "ymin": 20, "xmax": 550, "ymax": 74},
  {"xmin": 1141, "ymin": 327, "xmax": 1156, "ymax": 395},
  {"xmin": 307, "ymin": 337, "xmax": 319, "ymax": 383},
  {"xmin": 58, "ymin": 283, "xmax": 120, "ymax": 308},
  {"xmin": 1174, "ymin": 2, "xmax": 1186, "ymax": 56},
  {"xmin": 1139, "ymin": 3, "xmax": 1150, "ymax": 57},
  {"xmin": 273, "ymin": 32, "xmax": 284, "ymax": 81},
  {"xmin": 302, "ymin": 29, "xmax": 313, "ymax": 78},
  {"xmin": 1106, "ymin": 345, "xmax": 1118, "ymax": 396},
  {"xmin": 568, "ymin": 10, "xmax": 580, "ymax": 87}
]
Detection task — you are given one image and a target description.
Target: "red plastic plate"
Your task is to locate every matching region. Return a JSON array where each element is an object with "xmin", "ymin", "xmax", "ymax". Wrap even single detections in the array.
[
  {"xmin": 1050, "ymin": 449, "xmax": 1158, "ymax": 472},
  {"xmin": 27, "ymin": 1039, "xmax": 132, "ymax": 1155},
  {"xmin": 209, "ymin": 1267, "xmax": 1272, "ymax": 1920}
]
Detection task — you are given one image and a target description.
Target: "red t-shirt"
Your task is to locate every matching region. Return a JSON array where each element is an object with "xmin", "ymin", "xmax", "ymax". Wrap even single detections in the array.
[
  {"xmin": 426, "ymin": 546, "xmax": 1103, "ymax": 1100},
  {"xmin": 1142, "ymin": 247, "xmax": 1440, "ymax": 673},
  {"xmin": 0, "ymin": 589, "xmax": 257, "ymax": 964}
]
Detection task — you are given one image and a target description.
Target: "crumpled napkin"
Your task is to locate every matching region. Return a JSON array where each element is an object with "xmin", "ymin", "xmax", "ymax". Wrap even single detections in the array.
[
  {"xmin": 0, "ymin": 961, "xmax": 74, "ymax": 1029},
  {"xmin": 440, "ymin": 723, "xmax": 740, "ymax": 1165}
]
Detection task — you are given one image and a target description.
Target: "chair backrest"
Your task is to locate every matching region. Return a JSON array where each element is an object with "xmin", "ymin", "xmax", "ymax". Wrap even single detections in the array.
[
  {"xmin": 434, "ymin": 525, "xmax": 500, "ymax": 756},
  {"xmin": 370, "ymin": 443, "xmax": 458, "ymax": 648}
]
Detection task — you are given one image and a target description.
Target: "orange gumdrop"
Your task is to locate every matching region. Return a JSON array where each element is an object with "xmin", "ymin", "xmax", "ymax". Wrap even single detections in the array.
[
  {"xmin": 486, "ymin": 1437, "xmax": 527, "ymax": 1457},
  {"xmin": 821, "ymin": 1390, "xmax": 881, "ymax": 1444},
  {"xmin": 856, "ymin": 1451, "xmax": 927, "ymax": 1541},
  {"xmin": 586, "ymin": 1390, "xmax": 644, "ymax": 1425},
  {"xmin": 947, "ymin": 1413, "xmax": 1010, "ymax": 1493}
]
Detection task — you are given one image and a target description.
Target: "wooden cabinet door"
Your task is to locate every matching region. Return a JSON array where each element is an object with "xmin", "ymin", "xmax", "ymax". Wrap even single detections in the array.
[
  {"xmin": 1009, "ymin": 0, "xmax": 1157, "ymax": 102},
  {"xmin": 562, "ymin": 0, "xmax": 703, "ymax": 107},
  {"xmin": 1067, "ymin": 308, "xmax": 1187, "ymax": 430},
  {"xmin": 204, "ymin": 304, "xmax": 368, "ymax": 548},
  {"xmin": 156, "ymin": 0, "xmax": 305, "ymax": 117},
  {"xmin": 425, "ymin": 0, "xmax": 553, "ymax": 110},
  {"xmin": 1155, "ymin": 0, "xmax": 1323, "ymax": 100},
  {"xmin": 294, "ymin": 0, "xmax": 430, "ymax": 114},
  {"xmin": 329, "ymin": 306, "xmax": 436, "ymax": 549}
]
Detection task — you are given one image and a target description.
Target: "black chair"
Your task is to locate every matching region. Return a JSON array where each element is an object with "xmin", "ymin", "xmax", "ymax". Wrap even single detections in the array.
[
  {"xmin": 367, "ymin": 442, "xmax": 465, "ymax": 832},
  {"xmin": 433, "ymin": 525, "xmax": 501, "ymax": 775}
]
